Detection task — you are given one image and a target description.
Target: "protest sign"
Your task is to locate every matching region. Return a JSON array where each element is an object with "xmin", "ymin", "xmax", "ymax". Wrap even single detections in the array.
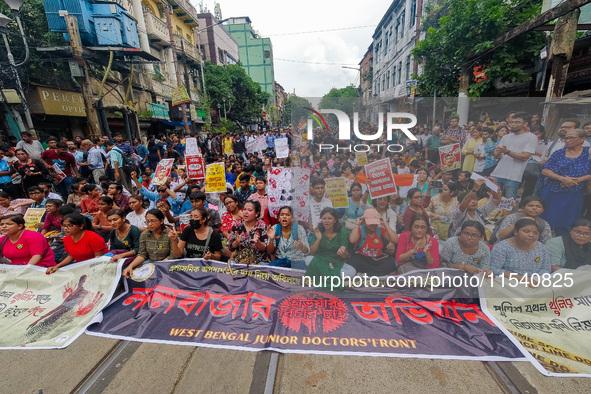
[
  {"xmin": 439, "ymin": 144, "xmax": 461, "ymax": 172},
  {"xmin": 51, "ymin": 164, "xmax": 67, "ymax": 184},
  {"xmin": 275, "ymin": 138, "xmax": 289, "ymax": 159},
  {"xmin": 355, "ymin": 151, "xmax": 368, "ymax": 166},
  {"xmin": 186, "ymin": 155, "xmax": 205, "ymax": 179},
  {"xmin": 171, "ymin": 85, "xmax": 190, "ymax": 106},
  {"xmin": 152, "ymin": 159, "xmax": 175, "ymax": 185},
  {"xmin": 325, "ymin": 178, "xmax": 349, "ymax": 208},
  {"xmin": 480, "ymin": 267, "xmax": 591, "ymax": 377},
  {"xmin": 256, "ymin": 136, "xmax": 268, "ymax": 152},
  {"xmin": 470, "ymin": 172, "xmax": 499, "ymax": 192},
  {"xmin": 87, "ymin": 261, "xmax": 523, "ymax": 361},
  {"xmin": 0, "ymin": 257, "xmax": 121, "ymax": 349},
  {"xmin": 246, "ymin": 138, "xmax": 258, "ymax": 154},
  {"xmin": 498, "ymin": 198, "xmax": 515, "ymax": 211},
  {"xmin": 23, "ymin": 208, "xmax": 45, "ymax": 232},
  {"xmin": 185, "ymin": 137, "xmax": 200, "ymax": 156},
  {"xmin": 291, "ymin": 167, "xmax": 311, "ymax": 223},
  {"xmin": 267, "ymin": 167, "xmax": 291, "ymax": 218},
  {"xmin": 365, "ymin": 159, "xmax": 397, "ymax": 199},
  {"xmin": 205, "ymin": 163, "xmax": 226, "ymax": 193}
]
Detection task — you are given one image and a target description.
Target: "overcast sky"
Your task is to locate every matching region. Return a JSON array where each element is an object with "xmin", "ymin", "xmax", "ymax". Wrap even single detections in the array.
[{"xmin": 193, "ymin": 0, "xmax": 390, "ymax": 97}]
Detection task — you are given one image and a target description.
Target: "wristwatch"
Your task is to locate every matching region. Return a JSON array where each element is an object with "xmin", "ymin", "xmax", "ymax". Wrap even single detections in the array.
[{"xmin": 506, "ymin": 149, "xmax": 511, "ymax": 156}]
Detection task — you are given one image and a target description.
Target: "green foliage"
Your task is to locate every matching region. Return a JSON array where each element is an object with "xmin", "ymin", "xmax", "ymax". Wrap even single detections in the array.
[
  {"xmin": 319, "ymin": 84, "xmax": 360, "ymax": 117},
  {"xmin": 204, "ymin": 62, "xmax": 270, "ymax": 123},
  {"xmin": 412, "ymin": 0, "xmax": 545, "ymax": 97},
  {"xmin": 282, "ymin": 95, "xmax": 313, "ymax": 126}
]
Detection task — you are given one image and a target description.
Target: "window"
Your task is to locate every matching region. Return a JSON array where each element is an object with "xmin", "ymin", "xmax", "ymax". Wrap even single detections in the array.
[
  {"xmin": 395, "ymin": 19, "xmax": 399, "ymax": 44},
  {"xmin": 398, "ymin": 61, "xmax": 402, "ymax": 85},
  {"xmin": 219, "ymin": 49, "xmax": 225, "ymax": 64},
  {"xmin": 386, "ymin": 70, "xmax": 390, "ymax": 89},
  {"xmin": 382, "ymin": 75, "xmax": 385, "ymax": 91},
  {"xmin": 392, "ymin": 65, "xmax": 397, "ymax": 87},
  {"xmin": 410, "ymin": 0, "xmax": 417, "ymax": 27},
  {"xmin": 406, "ymin": 55, "xmax": 412, "ymax": 80}
]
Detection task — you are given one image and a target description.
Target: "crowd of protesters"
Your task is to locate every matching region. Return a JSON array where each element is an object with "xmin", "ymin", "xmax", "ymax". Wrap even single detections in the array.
[{"xmin": 1, "ymin": 111, "xmax": 590, "ymax": 287}]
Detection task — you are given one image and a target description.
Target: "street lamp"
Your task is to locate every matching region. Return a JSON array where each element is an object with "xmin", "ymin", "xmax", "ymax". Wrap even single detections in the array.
[
  {"xmin": 216, "ymin": 103, "xmax": 221, "ymax": 123},
  {"xmin": 222, "ymin": 97, "xmax": 226, "ymax": 119},
  {"xmin": 0, "ymin": 0, "xmax": 33, "ymax": 133}
]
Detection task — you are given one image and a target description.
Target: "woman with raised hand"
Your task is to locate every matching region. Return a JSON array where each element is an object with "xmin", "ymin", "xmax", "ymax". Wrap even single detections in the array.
[
  {"xmin": 46, "ymin": 213, "xmax": 108, "ymax": 274},
  {"xmin": 227, "ymin": 200, "xmax": 271, "ymax": 264},
  {"xmin": 0, "ymin": 214, "xmax": 55, "ymax": 267},
  {"xmin": 107, "ymin": 209, "xmax": 142, "ymax": 264},
  {"xmin": 122, "ymin": 209, "xmax": 179, "ymax": 278}
]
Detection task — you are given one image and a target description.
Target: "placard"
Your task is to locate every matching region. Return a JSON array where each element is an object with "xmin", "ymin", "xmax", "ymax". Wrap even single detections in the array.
[
  {"xmin": 324, "ymin": 178, "xmax": 349, "ymax": 208},
  {"xmin": 355, "ymin": 151, "xmax": 368, "ymax": 166},
  {"xmin": 152, "ymin": 159, "xmax": 175, "ymax": 185},
  {"xmin": 365, "ymin": 159, "xmax": 397, "ymax": 199},
  {"xmin": 267, "ymin": 167, "xmax": 291, "ymax": 218},
  {"xmin": 275, "ymin": 138, "xmax": 289, "ymax": 159},
  {"xmin": 23, "ymin": 208, "xmax": 45, "ymax": 232},
  {"xmin": 185, "ymin": 137, "xmax": 200, "ymax": 156},
  {"xmin": 439, "ymin": 143, "xmax": 461, "ymax": 172},
  {"xmin": 205, "ymin": 162, "xmax": 226, "ymax": 193},
  {"xmin": 186, "ymin": 155, "xmax": 205, "ymax": 179}
]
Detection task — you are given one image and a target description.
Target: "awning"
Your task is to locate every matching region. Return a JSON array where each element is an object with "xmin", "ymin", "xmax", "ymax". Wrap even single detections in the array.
[{"xmin": 159, "ymin": 120, "xmax": 192, "ymax": 127}]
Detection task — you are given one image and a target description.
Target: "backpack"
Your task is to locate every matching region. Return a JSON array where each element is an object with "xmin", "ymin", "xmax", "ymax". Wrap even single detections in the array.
[
  {"xmin": 274, "ymin": 223, "xmax": 299, "ymax": 247},
  {"xmin": 113, "ymin": 147, "xmax": 139, "ymax": 175}
]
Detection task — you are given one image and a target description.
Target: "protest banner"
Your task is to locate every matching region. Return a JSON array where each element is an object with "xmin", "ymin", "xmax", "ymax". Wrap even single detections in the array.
[
  {"xmin": 0, "ymin": 257, "xmax": 121, "ymax": 349},
  {"xmin": 365, "ymin": 159, "xmax": 397, "ymax": 199},
  {"xmin": 480, "ymin": 267, "xmax": 591, "ymax": 377},
  {"xmin": 325, "ymin": 178, "xmax": 349, "ymax": 208},
  {"xmin": 171, "ymin": 85, "xmax": 191, "ymax": 106},
  {"xmin": 355, "ymin": 151, "xmax": 368, "ymax": 166},
  {"xmin": 152, "ymin": 159, "xmax": 175, "ymax": 186},
  {"xmin": 23, "ymin": 208, "xmax": 45, "ymax": 232},
  {"xmin": 87, "ymin": 261, "xmax": 523, "ymax": 361},
  {"xmin": 275, "ymin": 138, "xmax": 289, "ymax": 159},
  {"xmin": 256, "ymin": 136, "xmax": 268, "ymax": 152},
  {"xmin": 205, "ymin": 162, "xmax": 226, "ymax": 193},
  {"xmin": 267, "ymin": 167, "xmax": 291, "ymax": 218},
  {"xmin": 246, "ymin": 138, "xmax": 258, "ymax": 154},
  {"xmin": 439, "ymin": 144, "xmax": 461, "ymax": 172},
  {"xmin": 186, "ymin": 155, "xmax": 205, "ymax": 179},
  {"xmin": 185, "ymin": 137, "xmax": 200, "ymax": 156},
  {"xmin": 291, "ymin": 167, "xmax": 311, "ymax": 223}
]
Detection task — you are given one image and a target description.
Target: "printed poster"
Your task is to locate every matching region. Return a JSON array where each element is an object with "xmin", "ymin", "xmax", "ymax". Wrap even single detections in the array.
[
  {"xmin": 291, "ymin": 167, "xmax": 311, "ymax": 223},
  {"xmin": 51, "ymin": 164, "xmax": 67, "ymax": 184},
  {"xmin": 171, "ymin": 85, "xmax": 191, "ymax": 106},
  {"xmin": 205, "ymin": 162, "xmax": 226, "ymax": 193},
  {"xmin": 439, "ymin": 143, "xmax": 461, "ymax": 172},
  {"xmin": 87, "ymin": 261, "xmax": 524, "ymax": 361},
  {"xmin": 23, "ymin": 208, "xmax": 46, "ymax": 232},
  {"xmin": 267, "ymin": 167, "xmax": 291, "ymax": 219},
  {"xmin": 152, "ymin": 159, "xmax": 175, "ymax": 186},
  {"xmin": 365, "ymin": 159, "xmax": 397, "ymax": 199},
  {"xmin": 355, "ymin": 151, "xmax": 368, "ymax": 166},
  {"xmin": 185, "ymin": 137, "xmax": 200, "ymax": 156},
  {"xmin": 0, "ymin": 257, "xmax": 122, "ymax": 349},
  {"xmin": 480, "ymin": 267, "xmax": 591, "ymax": 377},
  {"xmin": 186, "ymin": 155, "xmax": 205, "ymax": 180},
  {"xmin": 324, "ymin": 178, "xmax": 349, "ymax": 208},
  {"xmin": 275, "ymin": 138, "xmax": 289, "ymax": 159}
]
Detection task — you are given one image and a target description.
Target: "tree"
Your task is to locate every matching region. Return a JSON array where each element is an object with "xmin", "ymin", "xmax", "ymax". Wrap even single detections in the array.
[
  {"xmin": 204, "ymin": 62, "xmax": 270, "ymax": 124},
  {"xmin": 318, "ymin": 84, "xmax": 360, "ymax": 120},
  {"xmin": 282, "ymin": 95, "xmax": 313, "ymax": 127},
  {"xmin": 412, "ymin": 0, "xmax": 545, "ymax": 97}
]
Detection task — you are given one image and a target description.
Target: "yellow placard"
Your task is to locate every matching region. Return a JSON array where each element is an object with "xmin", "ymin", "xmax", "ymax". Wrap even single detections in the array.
[
  {"xmin": 324, "ymin": 178, "xmax": 349, "ymax": 208},
  {"xmin": 23, "ymin": 208, "xmax": 46, "ymax": 232},
  {"xmin": 355, "ymin": 151, "xmax": 368, "ymax": 166},
  {"xmin": 205, "ymin": 162, "xmax": 226, "ymax": 193}
]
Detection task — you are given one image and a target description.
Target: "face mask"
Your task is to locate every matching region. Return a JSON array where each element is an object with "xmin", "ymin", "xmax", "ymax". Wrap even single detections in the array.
[{"xmin": 190, "ymin": 219, "xmax": 202, "ymax": 229}]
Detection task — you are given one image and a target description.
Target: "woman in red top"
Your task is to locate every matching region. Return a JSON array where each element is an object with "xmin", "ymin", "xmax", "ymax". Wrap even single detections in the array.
[
  {"xmin": 0, "ymin": 214, "xmax": 55, "ymax": 267},
  {"xmin": 221, "ymin": 195, "xmax": 243, "ymax": 239},
  {"xmin": 396, "ymin": 213, "xmax": 440, "ymax": 272},
  {"xmin": 46, "ymin": 213, "xmax": 108, "ymax": 274},
  {"xmin": 80, "ymin": 184, "xmax": 101, "ymax": 217},
  {"xmin": 92, "ymin": 196, "xmax": 114, "ymax": 241}
]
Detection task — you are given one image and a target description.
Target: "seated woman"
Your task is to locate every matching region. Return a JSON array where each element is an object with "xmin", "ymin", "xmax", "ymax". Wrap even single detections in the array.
[
  {"xmin": 492, "ymin": 196, "xmax": 552, "ymax": 244},
  {"xmin": 441, "ymin": 221, "xmax": 491, "ymax": 275},
  {"xmin": 449, "ymin": 178, "xmax": 501, "ymax": 238},
  {"xmin": 546, "ymin": 218, "xmax": 591, "ymax": 271},
  {"xmin": 490, "ymin": 218, "xmax": 551, "ymax": 284},
  {"xmin": 221, "ymin": 194, "xmax": 243, "ymax": 239},
  {"xmin": 403, "ymin": 188, "xmax": 431, "ymax": 234},
  {"xmin": 41, "ymin": 199, "xmax": 64, "ymax": 235},
  {"xmin": 170, "ymin": 207, "xmax": 222, "ymax": 260},
  {"xmin": 126, "ymin": 195, "xmax": 147, "ymax": 231},
  {"xmin": 122, "ymin": 209, "xmax": 180, "ymax": 278},
  {"xmin": 396, "ymin": 213, "xmax": 440, "ymax": 272},
  {"xmin": 372, "ymin": 196, "xmax": 398, "ymax": 233},
  {"xmin": 0, "ymin": 191, "xmax": 32, "ymax": 217},
  {"xmin": 227, "ymin": 200, "xmax": 271, "ymax": 264},
  {"xmin": 343, "ymin": 182, "xmax": 369, "ymax": 230},
  {"xmin": 348, "ymin": 209, "xmax": 398, "ymax": 276},
  {"xmin": 427, "ymin": 182, "xmax": 459, "ymax": 241},
  {"xmin": 107, "ymin": 209, "xmax": 142, "ymax": 264},
  {"xmin": 0, "ymin": 214, "xmax": 55, "ymax": 267},
  {"xmin": 46, "ymin": 213, "xmax": 108, "ymax": 274},
  {"xmin": 66, "ymin": 182, "xmax": 86, "ymax": 208},
  {"xmin": 305, "ymin": 207, "xmax": 351, "ymax": 281},
  {"xmin": 80, "ymin": 184, "xmax": 101, "ymax": 217},
  {"xmin": 92, "ymin": 196, "xmax": 114, "ymax": 241},
  {"xmin": 266, "ymin": 206, "xmax": 309, "ymax": 269}
]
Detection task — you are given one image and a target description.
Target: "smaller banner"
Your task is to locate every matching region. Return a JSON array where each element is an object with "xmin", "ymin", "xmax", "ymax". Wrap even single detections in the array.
[
  {"xmin": 186, "ymin": 155, "xmax": 205, "ymax": 180},
  {"xmin": 246, "ymin": 138, "xmax": 258, "ymax": 154},
  {"xmin": 291, "ymin": 167, "xmax": 311, "ymax": 224},
  {"xmin": 152, "ymin": 159, "xmax": 175, "ymax": 185},
  {"xmin": 185, "ymin": 137, "xmax": 200, "ymax": 156},
  {"xmin": 480, "ymin": 267, "xmax": 591, "ymax": 377},
  {"xmin": 275, "ymin": 138, "xmax": 289, "ymax": 159},
  {"xmin": 256, "ymin": 136, "xmax": 268, "ymax": 152},
  {"xmin": 52, "ymin": 164, "xmax": 67, "ymax": 184},
  {"xmin": 355, "ymin": 151, "xmax": 368, "ymax": 166},
  {"xmin": 365, "ymin": 159, "xmax": 397, "ymax": 199},
  {"xmin": 325, "ymin": 178, "xmax": 349, "ymax": 208},
  {"xmin": 0, "ymin": 257, "xmax": 121, "ymax": 349},
  {"xmin": 171, "ymin": 85, "xmax": 191, "ymax": 106},
  {"xmin": 439, "ymin": 144, "xmax": 461, "ymax": 172},
  {"xmin": 267, "ymin": 167, "xmax": 291, "ymax": 219},
  {"xmin": 23, "ymin": 208, "xmax": 45, "ymax": 232},
  {"xmin": 205, "ymin": 163, "xmax": 226, "ymax": 193}
]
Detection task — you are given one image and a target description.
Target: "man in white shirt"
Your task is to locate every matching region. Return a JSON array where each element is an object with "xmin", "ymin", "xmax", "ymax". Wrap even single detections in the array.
[
  {"xmin": 16, "ymin": 132, "xmax": 44, "ymax": 161},
  {"xmin": 491, "ymin": 112, "xmax": 538, "ymax": 200},
  {"xmin": 305, "ymin": 178, "xmax": 333, "ymax": 230}
]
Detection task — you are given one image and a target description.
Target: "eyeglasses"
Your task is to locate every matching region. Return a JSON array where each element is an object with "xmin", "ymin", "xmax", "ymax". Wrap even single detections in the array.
[
  {"xmin": 461, "ymin": 232, "xmax": 481, "ymax": 239},
  {"xmin": 572, "ymin": 229, "xmax": 591, "ymax": 237},
  {"xmin": 145, "ymin": 220, "xmax": 161, "ymax": 224},
  {"xmin": 563, "ymin": 137, "xmax": 581, "ymax": 141},
  {"xmin": 62, "ymin": 224, "xmax": 77, "ymax": 229},
  {"xmin": 157, "ymin": 189, "xmax": 167, "ymax": 193}
]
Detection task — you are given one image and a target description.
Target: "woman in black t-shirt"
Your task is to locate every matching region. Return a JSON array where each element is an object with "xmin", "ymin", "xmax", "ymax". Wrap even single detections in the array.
[
  {"xmin": 107, "ymin": 209, "xmax": 142, "ymax": 263},
  {"xmin": 13, "ymin": 149, "xmax": 49, "ymax": 194},
  {"xmin": 172, "ymin": 207, "xmax": 222, "ymax": 260}
]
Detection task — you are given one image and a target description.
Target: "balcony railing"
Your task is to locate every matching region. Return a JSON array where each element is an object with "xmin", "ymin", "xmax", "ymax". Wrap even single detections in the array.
[
  {"xmin": 169, "ymin": 0, "xmax": 199, "ymax": 21},
  {"xmin": 144, "ymin": 9, "xmax": 169, "ymax": 44},
  {"xmin": 173, "ymin": 35, "xmax": 200, "ymax": 63}
]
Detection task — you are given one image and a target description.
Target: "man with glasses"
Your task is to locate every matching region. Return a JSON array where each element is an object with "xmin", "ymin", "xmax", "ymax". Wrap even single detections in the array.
[
  {"xmin": 27, "ymin": 186, "xmax": 47, "ymax": 208},
  {"xmin": 130, "ymin": 171, "xmax": 182, "ymax": 215},
  {"xmin": 175, "ymin": 191, "xmax": 221, "ymax": 231},
  {"xmin": 491, "ymin": 112, "xmax": 537, "ymax": 200},
  {"xmin": 541, "ymin": 120, "xmax": 589, "ymax": 163}
]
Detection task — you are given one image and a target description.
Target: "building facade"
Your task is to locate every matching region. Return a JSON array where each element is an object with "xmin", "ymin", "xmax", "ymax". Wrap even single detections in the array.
[
  {"xmin": 196, "ymin": 13, "xmax": 239, "ymax": 66},
  {"xmin": 224, "ymin": 17, "xmax": 275, "ymax": 105}
]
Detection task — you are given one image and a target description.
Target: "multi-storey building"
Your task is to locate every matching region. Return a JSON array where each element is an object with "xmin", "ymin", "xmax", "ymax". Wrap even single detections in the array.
[{"xmin": 196, "ymin": 13, "xmax": 239, "ymax": 66}]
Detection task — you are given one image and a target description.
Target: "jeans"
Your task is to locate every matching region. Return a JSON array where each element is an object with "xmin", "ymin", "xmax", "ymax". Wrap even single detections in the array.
[
  {"xmin": 494, "ymin": 177, "xmax": 520, "ymax": 200},
  {"xmin": 56, "ymin": 177, "xmax": 74, "ymax": 200}
]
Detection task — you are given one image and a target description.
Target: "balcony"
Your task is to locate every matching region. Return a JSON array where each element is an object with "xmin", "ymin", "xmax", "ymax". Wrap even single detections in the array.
[
  {"xmin": 169, "ymin": 0, "xmax": 199, "ymax": 26},
  {"xmin": 173, "ymin": 35, "xmax": 200, "ymax": 64},
  {"xmin": 144, "ymin": 9, "xmax": 169, "ymax": 44}
]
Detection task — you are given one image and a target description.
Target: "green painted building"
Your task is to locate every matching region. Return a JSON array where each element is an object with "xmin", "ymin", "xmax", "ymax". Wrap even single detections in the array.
[{"xmin": 224, "ymin": 17, "xmax": 275, "ymax": 105}]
